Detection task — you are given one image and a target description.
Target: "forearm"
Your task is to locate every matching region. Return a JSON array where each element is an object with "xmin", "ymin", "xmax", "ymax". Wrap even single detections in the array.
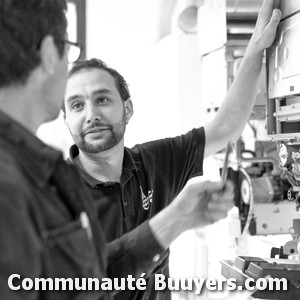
[
  {"xmin": 148, "ymin": 179, "xmax": 233, "ymax": 249},
  {"xmin": 149, "ymin": 205, "xmax": 187, "ymax": 250},
  {"xmin": 215, "ymin": 46, "xmax": 264, "ymax": 139},
  {"xmin": 204, "ymin": 1, "xmax": 281, "ymax": 158},
  {"xmin": 106, "ymin": 221, "xmax": 168, "ymax": 279},
  {"xmin": 213, "ymin": 0, "xmax": 281, "ymax": 142},
  {"xmin": 204, "ymin": 44, "xmax": 265, "ymax": 159}
]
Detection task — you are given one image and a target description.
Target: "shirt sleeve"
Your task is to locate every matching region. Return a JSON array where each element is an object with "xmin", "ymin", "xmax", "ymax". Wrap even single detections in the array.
[
  {"xmin": 106, "ymin": 220, "xmax": 168, "ymax": 279},
  {"xmin": 133, "ymin": 127, "xmax": 205, "ymax": 197},
  {"xmin": 0, "ymin": 183, "xmax": 41, "ymax": 300}
]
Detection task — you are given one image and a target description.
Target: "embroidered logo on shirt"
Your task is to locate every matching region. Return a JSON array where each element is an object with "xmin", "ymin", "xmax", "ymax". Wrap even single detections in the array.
[{"xmin": 140, "ymin": 186, "xmax": 153, "ymax": 210}]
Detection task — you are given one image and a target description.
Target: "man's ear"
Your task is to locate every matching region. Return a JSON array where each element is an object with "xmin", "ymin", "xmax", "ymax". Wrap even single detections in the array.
[
  {"xmin": 63, "ymin": 111, "xmax": 69, "ymax": 127},
  {"xmin": 63, "ymin": 114, "xmax": 74, "ymax": 137},
  {"xmin": 62, "ymin": 110, "xmax": 66, "ymax": 120},
  {"xmin": 124, "ymin": 98, "xmax": 134, "ymax": 123},
  {"xmin": 39, "ymin": 36, "xmax": 59, "ymax": 75}
]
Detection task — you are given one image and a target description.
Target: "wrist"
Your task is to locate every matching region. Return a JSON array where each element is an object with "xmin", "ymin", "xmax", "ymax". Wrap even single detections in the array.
[
  {"xmin": 246, "ymin": 36, "xmax": 265, "ymax": 58},
  {"xmin": 149, "ymin": 205, "xmax": 186, "ymax": 250}
]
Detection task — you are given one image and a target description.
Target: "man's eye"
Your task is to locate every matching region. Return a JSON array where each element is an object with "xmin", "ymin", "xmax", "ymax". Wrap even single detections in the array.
[
  {"xmin": 97, "ymin": 97, "xmax": 109, "ymax": 104},
  {"xmin": 72, "ymin": 103, "xmax": 83, "ymax": 110}
]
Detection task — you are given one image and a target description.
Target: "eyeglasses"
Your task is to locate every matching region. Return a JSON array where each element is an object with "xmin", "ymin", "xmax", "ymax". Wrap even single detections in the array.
[{"xmin": 58, "ymin": 39, "xmax": 83, "ymax": 63}]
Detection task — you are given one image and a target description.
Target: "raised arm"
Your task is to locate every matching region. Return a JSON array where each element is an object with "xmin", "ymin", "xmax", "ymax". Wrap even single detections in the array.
[{"xmin": 204, "ymin": 0, "xmax": 281, "ymax": 158}]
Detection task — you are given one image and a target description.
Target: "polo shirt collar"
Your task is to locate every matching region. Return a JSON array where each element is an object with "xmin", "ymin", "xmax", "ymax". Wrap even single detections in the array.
[{"xmin": 68, "ymin": 144, "xmax": 140, "ymax": 187}]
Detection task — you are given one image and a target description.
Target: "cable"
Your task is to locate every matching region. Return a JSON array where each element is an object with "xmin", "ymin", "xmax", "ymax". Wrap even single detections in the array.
[{"xmin": 239, "ymin": 168, "xmax": 254, "ymax": 237}]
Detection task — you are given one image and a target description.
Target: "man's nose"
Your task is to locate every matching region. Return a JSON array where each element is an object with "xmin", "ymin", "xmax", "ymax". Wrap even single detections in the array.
[{"xmin": 86, "ymin": 105, "xmax": 101, "ymax": 124}]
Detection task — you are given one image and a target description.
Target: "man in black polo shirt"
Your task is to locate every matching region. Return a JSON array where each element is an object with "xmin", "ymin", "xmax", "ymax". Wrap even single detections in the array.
[{"xmin": 63, "ymin": 1, "xmax": 281, "ymax": 299}]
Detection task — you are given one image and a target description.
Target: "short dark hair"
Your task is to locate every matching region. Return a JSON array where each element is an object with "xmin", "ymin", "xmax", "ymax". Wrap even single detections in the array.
[
  {"xmin": 0, "ymin": 0, "xmax": 67, "ymax": 88},
  {"xmin": 69, "ymin": 58, "xmax": 131, "ymax": 102}
]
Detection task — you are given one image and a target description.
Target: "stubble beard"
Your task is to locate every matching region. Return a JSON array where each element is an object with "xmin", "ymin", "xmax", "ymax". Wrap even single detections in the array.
[{"xmin": 73, "ymin": 111, "xmax": 127, "ymax": 154}]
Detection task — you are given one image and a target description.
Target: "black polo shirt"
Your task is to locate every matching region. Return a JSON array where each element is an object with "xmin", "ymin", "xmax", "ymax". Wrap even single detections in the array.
[{"xmin": 68, "ymin": 127, "xmax": 205, "ymax": 300}]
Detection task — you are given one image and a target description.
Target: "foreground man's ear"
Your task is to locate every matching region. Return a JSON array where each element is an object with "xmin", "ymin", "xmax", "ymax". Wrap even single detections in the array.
[{"xmin": 39, "ymin": 35, "xmax": 59, "ymax": 75}]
